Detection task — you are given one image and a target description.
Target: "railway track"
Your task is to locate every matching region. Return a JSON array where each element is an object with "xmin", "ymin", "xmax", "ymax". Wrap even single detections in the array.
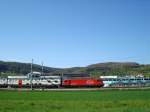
[{"xmin": 0, "ymin": 87, "xmax": 150, "ymax": 91}]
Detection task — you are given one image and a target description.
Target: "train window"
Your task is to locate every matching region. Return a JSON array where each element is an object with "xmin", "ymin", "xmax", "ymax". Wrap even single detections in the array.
[
  {"xmin": 54, "ymin": 80, "xmax": 58, "ymax": 83},
  {"xmin": 47, "ymin": 80, "xmax": 51, "ymax": 83}
]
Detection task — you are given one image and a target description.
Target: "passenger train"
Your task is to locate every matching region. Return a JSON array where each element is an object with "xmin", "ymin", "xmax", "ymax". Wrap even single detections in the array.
[
  {"xmin": 0, "ymin": 72, "xmax": 150, "ymax": 88},
  {"xmin": 0, "ymin": 72, "xmax": 104, "ymax": 88},
  {"xmin": 100, "ymin": 76, "xmax": 150, "ymax": 87}
]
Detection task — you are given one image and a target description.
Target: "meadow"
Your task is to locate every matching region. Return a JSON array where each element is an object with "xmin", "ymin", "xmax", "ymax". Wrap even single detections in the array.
[{"xmin": 0, "ymin": 89, "xmax": 150, "ymax": 112}]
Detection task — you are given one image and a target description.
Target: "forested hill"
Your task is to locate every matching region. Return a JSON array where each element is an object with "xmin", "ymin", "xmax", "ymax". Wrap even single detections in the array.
[
  {"xmin": 0, "ymin": 61, "xmax": 150, "ymax": 77},
  {"xmin": 0, "ymin": 61, "xmax": 61, "ymax": 76}
]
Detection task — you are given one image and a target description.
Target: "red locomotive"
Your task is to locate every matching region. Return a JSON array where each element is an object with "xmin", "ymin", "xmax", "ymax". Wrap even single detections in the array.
[{"xmin": 62, "ymin": 78, "xmax": 103, "ymax": 87}]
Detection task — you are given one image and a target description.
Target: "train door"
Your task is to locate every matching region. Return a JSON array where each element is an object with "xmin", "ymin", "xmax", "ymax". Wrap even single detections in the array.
[{"xmin": 18, "ymin": 80, "xmax": 22, "ymax": 88}]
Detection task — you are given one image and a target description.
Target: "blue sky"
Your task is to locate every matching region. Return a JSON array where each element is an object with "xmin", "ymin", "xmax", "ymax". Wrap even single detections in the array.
[{"xmin": 0, "ymin": 0, "xmax": 150, "ymax": 68}]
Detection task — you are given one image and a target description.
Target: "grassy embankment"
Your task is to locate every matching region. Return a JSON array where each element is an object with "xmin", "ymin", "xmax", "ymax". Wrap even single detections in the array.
[{"xmin": 0, "ymin": 90, "xmax": 150, "ymax": 112}]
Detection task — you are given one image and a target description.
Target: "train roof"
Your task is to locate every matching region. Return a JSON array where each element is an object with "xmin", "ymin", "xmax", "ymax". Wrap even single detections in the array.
[
  {"xmin": 62, "ymin": 73, "xmax": 90, "ymax": 77},
  {"xmin": 100, "ymin": 76, "xmax": 118, "ymax": 79},
  {"xmin": 8, "ymin": 76, "xmax": 28, "ymax": 79}
]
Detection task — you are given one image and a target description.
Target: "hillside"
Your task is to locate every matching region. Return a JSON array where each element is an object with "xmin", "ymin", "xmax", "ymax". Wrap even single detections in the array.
[
  {"xmin": 0, "ymin": 61, "xmax": 62, "ymax": 76},
  {"xmin": 0, "ymin": 61, "xmax": 150, "ymax": 77}
]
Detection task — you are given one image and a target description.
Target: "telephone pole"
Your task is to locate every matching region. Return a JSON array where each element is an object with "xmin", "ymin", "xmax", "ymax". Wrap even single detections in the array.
[
  {"xmin": 30, "ymin": 59, "xmax": 33, "ymax": 90},
  {"xmin": 41, "ymin": 61, "xmax": 44, "ymax": 76}
]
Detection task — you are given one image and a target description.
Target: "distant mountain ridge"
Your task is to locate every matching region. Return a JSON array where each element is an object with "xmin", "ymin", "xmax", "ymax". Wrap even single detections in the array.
[{"xmin": 0, "ymin": 61, "xmax": 150, "ymax": 77}]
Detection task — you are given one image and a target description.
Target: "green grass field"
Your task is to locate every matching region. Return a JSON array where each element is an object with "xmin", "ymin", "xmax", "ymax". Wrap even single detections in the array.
[{"xmin": 0, "ymin": 89, "xmax": 150, "ymax": 112}]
